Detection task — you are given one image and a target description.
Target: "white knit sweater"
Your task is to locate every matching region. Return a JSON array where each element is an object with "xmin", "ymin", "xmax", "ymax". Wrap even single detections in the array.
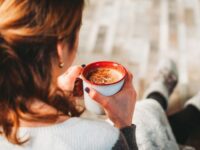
[
  {"xmin": 134, "ymin": 99, "xmax": 179, "ymax": 150},
  {"xmin": 0, "ymin": 118, "xmax": 121, "ymax": 150},
  {"xmin": 0, "ymin": 99, "xmax": 180, "ymax": 150}
]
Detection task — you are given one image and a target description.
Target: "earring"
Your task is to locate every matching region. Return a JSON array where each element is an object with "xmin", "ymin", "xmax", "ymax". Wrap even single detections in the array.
[{"xmin": 59, "ymin": 62, "xmax": 64, "ymax": 68}]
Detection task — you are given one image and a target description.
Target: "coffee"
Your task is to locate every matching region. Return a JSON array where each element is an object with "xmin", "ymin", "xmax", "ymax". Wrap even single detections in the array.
[
  {"xmin": 82, "ymin": 61, "xmax": 127, "ymax": 114},
  {"xmin": 87, "ymin": 68, "xmax": 123, "ymax": 84}
]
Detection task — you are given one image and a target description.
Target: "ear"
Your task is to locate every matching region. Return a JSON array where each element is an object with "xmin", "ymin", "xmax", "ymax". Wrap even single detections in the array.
[{"xmin": 56, "ymin": 41, "xmax": 65, "ymax": 63}]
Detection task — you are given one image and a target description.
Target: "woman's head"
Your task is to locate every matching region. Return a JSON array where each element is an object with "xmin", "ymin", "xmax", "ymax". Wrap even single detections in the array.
[{"xmin": 0, "ymin": 0, "xmax": 84, "ymax": 144}]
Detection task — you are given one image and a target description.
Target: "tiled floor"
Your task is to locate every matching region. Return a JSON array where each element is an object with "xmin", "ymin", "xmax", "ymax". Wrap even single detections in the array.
[{"xmin": 74, "ymin": 0, "xmax": 200, "ymax": 114}]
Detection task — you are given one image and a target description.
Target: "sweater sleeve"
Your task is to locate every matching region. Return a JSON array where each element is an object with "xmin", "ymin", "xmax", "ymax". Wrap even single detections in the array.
[{"xmin": 112, "ymin": 124, "xmax": 138, "ymax": 150}]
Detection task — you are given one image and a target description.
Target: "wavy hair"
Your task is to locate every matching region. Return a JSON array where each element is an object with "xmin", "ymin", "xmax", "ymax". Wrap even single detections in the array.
[{"xmin": 0, "ymin": 0, "xmax": 84, "ymax": 145}]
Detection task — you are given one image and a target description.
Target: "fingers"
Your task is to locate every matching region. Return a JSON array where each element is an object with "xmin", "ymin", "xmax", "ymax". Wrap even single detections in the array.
[
  {"xmin": 125, "ymin": 70, "xmax": 137, "ymax": 98},
  {"xmin": 126, "ymin": 70, "xmax": 133, "ymax": 81},
  {"xmin": 86, "ymin": 87, "xmax": 108, "ymax": 108},
  {"xmin": 123, "ymin": 70, "xmax": 133, "ymax": 88},
  {"xmin": 63, "ymin": 66, "xmax": 83, "ymax": 84},
  {"xmin": 65, "ymin": 66, "xmax": 83, "ymax": 78},
  {"xmin": 73, "ymin": 78, "xmax": 83, "ymax": 97},
  {"xmin": 57, "ymin": 65, "xmax": 83, "ymax": 91}
]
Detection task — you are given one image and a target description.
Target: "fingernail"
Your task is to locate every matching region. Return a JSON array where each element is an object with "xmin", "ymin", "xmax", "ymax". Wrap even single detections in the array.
[
  {"xmin": 85, "ymin": 87, "xmax": 90, "ymax": 93},
  {"xmin": 81, "ymin": 64, "xmax": 86, "ymax": 68}
]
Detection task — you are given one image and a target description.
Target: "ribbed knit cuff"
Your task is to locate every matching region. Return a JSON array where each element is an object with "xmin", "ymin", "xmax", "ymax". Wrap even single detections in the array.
[
  {"xmin": 143, "ymin": 80, "xmax": 169, "ymax": 103},
  {"xmin": 120, "ymin": 124, "xmax": 138, "ymax": 150},
  {"xmin": 184, "ymin": 93, "xmax": 200, "ymax": 111}
]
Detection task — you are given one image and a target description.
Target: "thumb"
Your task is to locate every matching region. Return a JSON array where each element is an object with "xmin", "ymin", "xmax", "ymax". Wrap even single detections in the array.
[{"xmin": 85, "ymin": 87, "xmax": 108, "ymax": 108}]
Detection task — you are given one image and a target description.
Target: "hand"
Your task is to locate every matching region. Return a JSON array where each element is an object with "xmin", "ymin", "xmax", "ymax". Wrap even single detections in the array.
[
  {"xmin": 86, "ymin": 71, "xmax": 137, "ymax": 128},
  {"xmin": 57, "ymin": 66, "xmax": 83, "ymax": 92}
]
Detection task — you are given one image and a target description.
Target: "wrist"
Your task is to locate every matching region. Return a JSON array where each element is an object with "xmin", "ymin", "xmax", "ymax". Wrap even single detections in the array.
[{"xmin": 114, "ymin": 121, "xmax": 132, "ymax": 129}]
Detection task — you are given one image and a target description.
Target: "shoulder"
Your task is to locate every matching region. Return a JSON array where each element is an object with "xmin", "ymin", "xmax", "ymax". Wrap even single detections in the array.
[
  {"xmin": 73, "ymin": 117, "xmax": 120, "ymax": 138},
  {"xmin": 75, "ymin": 117, "xmax": 117, "ymax": 131},
  {"xmin": 70, "ymin": 117, "xmax": 121, "ymax": 149},
  {"xmin": 0, "ymin": 118, "xmax": 122, "ymax": 150}
]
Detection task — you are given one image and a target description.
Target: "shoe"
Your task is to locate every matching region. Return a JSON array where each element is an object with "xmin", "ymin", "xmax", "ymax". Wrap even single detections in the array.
[
  {"xmin": 185, "ymin": 92, "xmax": 200, "ymax": 111},
  {"xmin": 143, "ymin": 58, "xmax": 178, "ymax": 101}
]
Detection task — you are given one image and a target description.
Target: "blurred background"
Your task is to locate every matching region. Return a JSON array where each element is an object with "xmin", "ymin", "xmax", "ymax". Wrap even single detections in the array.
[{"xmin": 74, "ymin": 0, "xmax": 200, "ymax": 115}]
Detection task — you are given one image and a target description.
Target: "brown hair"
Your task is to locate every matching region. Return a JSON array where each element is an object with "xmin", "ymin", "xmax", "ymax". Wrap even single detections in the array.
[{"xmin": 0, "ymin": 0, "xmax": 84, "ymax": 145}]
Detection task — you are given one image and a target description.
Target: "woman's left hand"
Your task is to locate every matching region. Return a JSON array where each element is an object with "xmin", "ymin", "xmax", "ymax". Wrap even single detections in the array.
[
  {"xmin": 86, "ymin": 71, "xmax": 137, "ymax": 128},
  {"xmin": 57, "ymin": 66, "xmax": 83, "ymax": 92}
]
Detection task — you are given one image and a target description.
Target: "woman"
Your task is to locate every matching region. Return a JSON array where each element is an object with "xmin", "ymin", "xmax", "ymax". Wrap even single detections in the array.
[{"xmin": 0, "ymin": 0, "xmax": 137, "ymax": 150}]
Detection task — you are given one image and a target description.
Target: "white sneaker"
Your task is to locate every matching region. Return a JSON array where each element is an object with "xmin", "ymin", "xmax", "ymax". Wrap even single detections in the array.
[
  {"xmin": 144, "ymin": 58, "xmax": 178, "ymax": 101},
  {"xmin": 185, "ymin": 92, "xmax": 200, "ymax": 111}
]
